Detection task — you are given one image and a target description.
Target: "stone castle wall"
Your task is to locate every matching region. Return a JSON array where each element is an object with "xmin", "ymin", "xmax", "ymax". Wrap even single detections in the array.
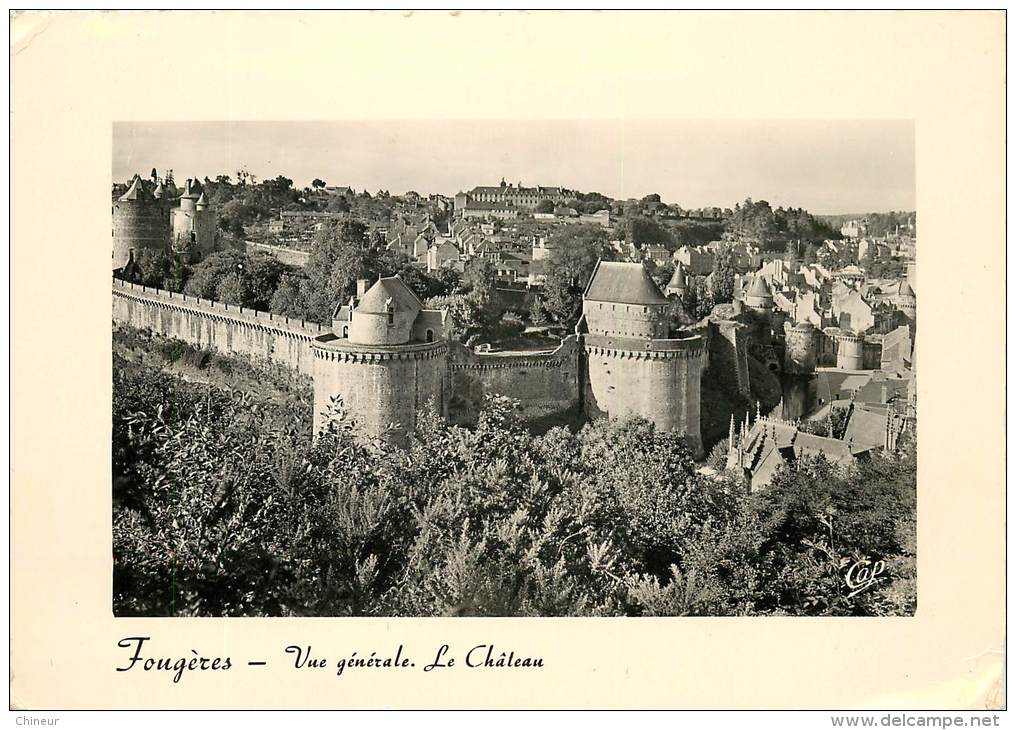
[
  {"xmin": 114, "ymin": 282, "xmax": 711, "ymax": 452},
  {"xmin": 583, "ymin": 333, "xmax": 708, "ymax": 458},
  {"xmin": 112, "ymin": 279, "xmax": 324, "ymax": 377},
  {"xmin": 445, "ymin": 336, "xmax": 582, "ymax": 426},
  {"xmin": 246, "ymin": 240, "xmax": 311, "ymax": 268},
  {"xmin": 708, "ymin": 320, "xmax": 751, "ymax": 397}
]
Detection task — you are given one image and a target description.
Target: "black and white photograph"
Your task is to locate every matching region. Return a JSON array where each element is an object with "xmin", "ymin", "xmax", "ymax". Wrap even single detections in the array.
[
  {"xmin": 111, "ymin": 119, "xmax": 918, "ymax": 618},
  {"xmin": 12, "ymin": 10, "xmax": 1004, "ymax": 714}
]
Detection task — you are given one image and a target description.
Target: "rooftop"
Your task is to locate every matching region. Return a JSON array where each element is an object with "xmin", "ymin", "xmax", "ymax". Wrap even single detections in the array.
[
  {"xmin": 583, "ymin": 260, "xmax": 669, "ymax": 305},
  {"xmin": 357, "ymin": 276, "xmax": 423, "ymax": 315}
]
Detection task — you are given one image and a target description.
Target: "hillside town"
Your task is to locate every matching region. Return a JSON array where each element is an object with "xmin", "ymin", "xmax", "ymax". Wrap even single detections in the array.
[{"xmin": 113, "ymin": 170, "xmax": 916, "ymax": 486}]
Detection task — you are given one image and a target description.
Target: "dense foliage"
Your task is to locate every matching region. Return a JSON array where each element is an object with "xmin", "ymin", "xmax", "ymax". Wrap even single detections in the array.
[
  {"xmin": 536, "ymin": 225, "xmax": 615, "ymax": 331},
  {"xmin": 725, "ymin": 198, "xmax": 840, "ymax": 250},
  {"xmin": 114, "ymin": 356, "xmax": 916, "ymax": 618}
]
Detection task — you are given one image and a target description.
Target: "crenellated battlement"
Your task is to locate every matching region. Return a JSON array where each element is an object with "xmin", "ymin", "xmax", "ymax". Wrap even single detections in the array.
[
  {"xmin": 114, "ymin": 259, "xmax": 718, "ymax": 456},
  {"xmin": 311, "ymin": 334, "xmax": 447, "ymax": 363},
  {"xmin": 447, "ymin": 336, "xmax": 579, "ymax": 371},
  {"xmin": 113, "ymin": 279, "xmax": 325, "ymax": 339},
  {"xmin": 583, "ymin": 333, "xmax": 708, "ymax": 361},
  {"xmin": 112, "ymin": 278, "xmax": 322, "ymax": 377}
]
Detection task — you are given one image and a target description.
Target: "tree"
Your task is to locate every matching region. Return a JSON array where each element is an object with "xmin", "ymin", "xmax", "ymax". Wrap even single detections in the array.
[
  {"xmin": 114, "ymin": 343, "xmax": 917, "ymax": 618},
  {"xmin": 650, "ymin": 261, "xmax": 674, "ymax": 290},
  {"xmin": 535, "ymin": 199, "xmax": 555, "ymax": 214},
  {"xmin": 803, "ymin": 243, "xmax": 818, "ymax": 265},
  {"xmin": 131, "ymin": 248, "xmax": 175, "ymax": 289},
  {"xmin": 424, "ymin": 294, "xmax": 485, "ymax": 343},
  {"xmin": 183, "ymin": 250, "xmax": 284, "ymax": 311},
  {"xmin": 692, "ymin": 277, "xmax": 715, "ymax": 320},
  {"xmin": 326, "ymin": 196, "xmax": 350, "ymax": 214},
  {"xmin": 312, "ymin": 178, "xmax": 327, "ymax": 189},
  {"xmin": 461, "ymin": 258, "xmax": 497, "ymax": 302},
  {"xmin": 540, "ymin": 225, "xmax": 612, "ymax": 330},
  {"xmin": 626, "ymin": 216, "xmax": 673, "ymax": 248},
  {"xmin": 269, "ymin": 274, "xmax": 307, "ymax": 318},
  {"xmin": 785, "ymin": 239, "xmax": 800, "ymax": 260},
  {"xmin": 530, "ymin": 296, "xmax": 549, "ymax": 326},
  {"xmin": 301, "ymin": 220, "xmax": 377, "ymax": 323},
  {"xmin": 726, "ymin": 198, "xmax": 776, "ymax": 247},
  {"xmin": 709, "ymin": 243, "xmax": 736, "ymax": 304}
]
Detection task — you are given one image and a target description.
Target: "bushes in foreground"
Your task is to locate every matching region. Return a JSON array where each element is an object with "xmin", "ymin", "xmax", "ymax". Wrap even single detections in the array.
[{"xmin": 113, "ymin": 363, "xmax": 916, "ymax": 617}]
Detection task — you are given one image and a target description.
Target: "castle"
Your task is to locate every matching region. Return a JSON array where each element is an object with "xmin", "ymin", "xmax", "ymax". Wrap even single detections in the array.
[
  {"xmin": 112, "ymin": 260, "xmax": 715, "ymax": 458},
  {"xmin": 307, "ymin": 261, "xmax": 708, "ymax": 455},
  {"xmin": 112, "ymin": 171, "xmax": 215, "ymax": 270},
  {"xmin": 110, "ymin": 175, "xmax": 914, "ymax": 464}
]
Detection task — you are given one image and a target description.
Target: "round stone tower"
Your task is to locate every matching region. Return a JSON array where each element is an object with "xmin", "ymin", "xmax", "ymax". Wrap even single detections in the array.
[
  {"xmin": 580, "ymin": 260, "xmax": 708, "ymax": 458},
  {"xmin": 311, "ymin": 276, "xmax": 447, "ymax": 446},
  {"xmin": 584, "ymin": 337, "xmax": 708, "ymax": 458},
  {"xmin": 835, "ymin": 332, "xmax": 865, "ymax": 370},
  {"xmin": 111, "ymin": 174, "xmax": 169, "ymax": 270},
  {"xmin": 784, "ymin": 321, "xmax": 818, "ymax": 374}
]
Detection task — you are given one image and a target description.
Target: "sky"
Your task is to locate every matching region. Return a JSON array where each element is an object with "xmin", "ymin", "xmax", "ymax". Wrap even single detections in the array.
[{"xmin": 113, "ymin": 120, "xmax": 915, "ymax": 215}]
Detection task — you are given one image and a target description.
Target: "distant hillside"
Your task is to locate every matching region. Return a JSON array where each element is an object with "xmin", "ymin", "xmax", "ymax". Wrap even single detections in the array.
[
  {"xmin": 816, "ymin": 211, "xmax": 916, "ymax": 238},
  {"xmin": 816, "ymin": 212, "xmax": 916, "ymax": 226}
]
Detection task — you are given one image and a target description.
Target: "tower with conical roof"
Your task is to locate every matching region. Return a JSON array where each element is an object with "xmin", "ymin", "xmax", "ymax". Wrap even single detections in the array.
[
  {"xmin": 742, "ymin": 274, "xmax": 773, "ymax": 317},
  {"xmin": 894, "ymin": 280, "xmax": 917, "ymax": 337},
  {"xmin": 579, "ymin": 260, "xmax": 708, "ymax": 457},
  {"xmin": 665, "ymin": 261, "xmax": 688, "ymax": 299},
  {"xmin": 311, "ymin": 275, "xmax": 448, "ymax": 446},
  {"xmin": 171, "ymin": 177, "xmax": 215, "ymax": 261},
  {"xmin": 111, "ymin": 174, "xmax": 171, "ymax": 271}
]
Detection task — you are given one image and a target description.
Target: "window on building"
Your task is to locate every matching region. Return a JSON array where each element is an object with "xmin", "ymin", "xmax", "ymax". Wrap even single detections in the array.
[
  {"xmin": 425, "ymin": 329, "xmax": 434, "ymax": 343},
  {"xmin": 342, "ymin": 326, "xmax": 348, "ymax": 338}
]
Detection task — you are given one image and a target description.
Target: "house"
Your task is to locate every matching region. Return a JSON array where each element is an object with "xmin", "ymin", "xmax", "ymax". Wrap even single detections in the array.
[{"xmin": 426, "ymin": 239, "xmax": 460, "ymax": 272}]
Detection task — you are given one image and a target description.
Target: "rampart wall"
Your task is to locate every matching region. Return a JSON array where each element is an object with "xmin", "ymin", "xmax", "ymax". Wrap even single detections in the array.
[
  {"xmin": 111, "ymin": 279, "xmax": 323, "ymax": 377},
  {"xmin": 445, "ymin": 336, "xmax": 582, "ymax": 426},
  {"xmin": 708, "ymin": 320, "xmax": 751, "ymax": 397},
  {"xmin": 246, "ymin": 240, "xmax": 311, "ymax": 268}
]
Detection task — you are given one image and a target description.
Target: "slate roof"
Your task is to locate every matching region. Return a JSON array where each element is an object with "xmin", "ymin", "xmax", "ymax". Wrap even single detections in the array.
[
  {"xmin": 583, "ymin": 260, "xmax": 669, "ymax": 305},
  {"xmin": 793, "ymin": 432, "xmax": 855, "ymax": 462},
  {"xmin": 667, "ymin": 262, "xmax": 687, "ymax": 288},
  {"xmin": 843, "ymin": 407, "xmax": 888, "ymax": 454},
  {"xmin": 118, "ymin": 176, "xmax": 151, "ymax": 202},
  {"xmin": 744, "ymin": 275, "xmax": 772, "ymax": 298},
  {"xmin": 357, "ymin": 276, "xmax": 423, "ymax": 315}
]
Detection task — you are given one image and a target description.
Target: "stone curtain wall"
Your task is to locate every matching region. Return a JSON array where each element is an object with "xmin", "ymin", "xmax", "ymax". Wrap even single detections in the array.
[
  {"xmin": 708, "ymin": 320, "xmax": 752, "ymax": 397},
  {"xmin": 245, "ymin": 240, "xmax": 311, "ymax": 268},
  {"xmin": 112, "ymin": 279, "xmax": 323, "ymax": 376},
  {"xmin": 446, "ymin": 336, "xmax": 582, "ymax": 426}
]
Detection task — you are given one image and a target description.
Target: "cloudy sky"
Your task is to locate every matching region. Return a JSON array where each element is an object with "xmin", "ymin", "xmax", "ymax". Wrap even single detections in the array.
[{"xmin": 113, "ymin": 120, "xmax": 914, "ymax": 215}]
